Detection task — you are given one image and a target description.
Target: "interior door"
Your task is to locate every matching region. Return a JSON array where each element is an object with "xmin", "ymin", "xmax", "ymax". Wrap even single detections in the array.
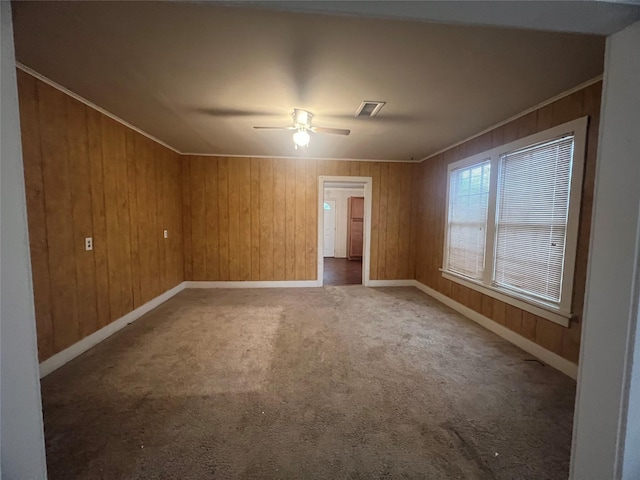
[{"xmin": 323, "ymin": 200, "xmax": 336, "ymax": 257}]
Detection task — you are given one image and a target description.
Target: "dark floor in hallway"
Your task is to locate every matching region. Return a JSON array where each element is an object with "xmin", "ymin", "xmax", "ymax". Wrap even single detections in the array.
[
  {"xmin": 323, "ymin": 257, "xmax": 362, "ymax": 285},
  {"xmin": 41, "ymin": 286, "xmax": 576, "ymax": 480}
]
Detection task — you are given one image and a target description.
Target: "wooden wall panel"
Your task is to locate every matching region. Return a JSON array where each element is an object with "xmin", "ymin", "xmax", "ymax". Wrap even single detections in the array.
[
  {"xmin": 218, "ymin": 157, "xmax": 230, "ymax": 281},
  {"xmin": 37, "ymin": 80, "xmax": 79, "ymax": 354},
  {"xmin": 239, "ymin": 158, "xmax": 252, "ymax": 281},
  {"xmin": 413, "ymin": 82, "xmax": 602, "ymax": 363},
  {"xmin": 259, "ymin": 159, "xmax": 274, "ymax": 280},
  {"xmin": 227, "ymin": 158, "xmax": 241, "ymax": 280},
  {"xmin": 66, "ymin": 95, "xmax": 98, "ymax": 339},
  {"xmin": 86, "ymin": 109, "xmax": 111, "ymax": 329},
  {"xmin": 250, "ymin": 158, "xmax": 261, "ymax": 280},
  {"xmin": 183, "ymin": 157, "xmax": 416, "ymax": 282},
  {"xmin": 190, "ymin": 156, "xmax": 206, "ymax": 281},
  {"xmin": 204, "ymin": 158, "xmax": 219, "ymax": 281},
  {"xmin": 285, "ymin": 158, "xmax": 296, "ymax": 280},
  {"xmin": 126, "ymin": 130, "xmax": 142, "ymax": 308},
  {"xmin": 294, "ymin": 160, "xmax": 306, "ymax": 280},
  {"xmin": 101, "ymin": 115, "xmax": 133, "ymax": 320},
  {"xmin": 17, "ymin": 71, "xmax": 55, "ymax": 360},
  {"xmin": 17, "ymin": 70, "xmax": 184, "ymax": 362},
  {"xmin": 377, "ymin": 163, "xmax": 390, "ymax": 280},
  {"xmin": 305, "ymin": 160, "xmax": 317, "ymax": 280},
  {"xmin": 181, "ymin": 157, "xmax": 193, "ymax": 280}
]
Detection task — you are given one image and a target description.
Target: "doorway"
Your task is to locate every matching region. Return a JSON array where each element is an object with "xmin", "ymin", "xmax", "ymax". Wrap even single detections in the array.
[{"xmin": 317, "ymin": 176, "xmax": 372, "ymax": 287}]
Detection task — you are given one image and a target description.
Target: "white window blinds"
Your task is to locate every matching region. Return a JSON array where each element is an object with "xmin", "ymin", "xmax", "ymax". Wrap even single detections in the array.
[
  {"xmin": 493, "ymin": 136, "xmax": 574, "ymax": 303},
  {"xmin": 446, "ymin": 160, "xmax": 490, "ymax": 280}
]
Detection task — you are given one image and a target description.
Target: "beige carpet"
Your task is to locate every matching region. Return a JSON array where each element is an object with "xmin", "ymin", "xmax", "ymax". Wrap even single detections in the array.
[{"xmin": 41, "ymin": 286, "xmax": 576, "ymax": 479}]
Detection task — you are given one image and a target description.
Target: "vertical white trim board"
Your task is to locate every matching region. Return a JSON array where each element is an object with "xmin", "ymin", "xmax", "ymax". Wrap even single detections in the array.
[
  {"xmin": 411, "ymin": 280, "xmax": 579, "ymax": 379},
  {"xmin": 39, "ymin": 282, "xmax": 186, "ymax": 378}
]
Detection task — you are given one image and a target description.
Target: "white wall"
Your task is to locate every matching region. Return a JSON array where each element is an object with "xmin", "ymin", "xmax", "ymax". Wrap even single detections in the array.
[
  {"xmin": 323, "ymin": 187, "xmax": 364, "ymax": 258},
  {"xmin": 619, "ymin": 24, "xmax": 640, "ymax": 480},
  {"xmin": 0, "ymin": 2, "xmax": 48, "ymax": 478},
  {"xmin": 626, "ymin": 307, "xmax": 640, "ymax": 478},
  {"xmin": 571, "ymin": 20, "xmax": 640, "ymax": 480}
]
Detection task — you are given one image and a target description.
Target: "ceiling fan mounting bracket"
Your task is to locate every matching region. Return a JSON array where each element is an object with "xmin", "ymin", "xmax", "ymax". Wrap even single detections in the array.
[{"xmin": 293, "ymin": 108, "xmax": 312, "ymax": 128}]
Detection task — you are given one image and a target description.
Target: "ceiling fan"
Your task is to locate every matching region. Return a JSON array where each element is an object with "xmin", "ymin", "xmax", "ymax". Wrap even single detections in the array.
[{"xmin": 254, "ymin": 109, "xmax": 350, "ymax": 149}]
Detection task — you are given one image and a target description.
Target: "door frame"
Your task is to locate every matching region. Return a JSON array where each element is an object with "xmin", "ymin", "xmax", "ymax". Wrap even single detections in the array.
[{"xmin": 317, "ymin": 176, "xmax": 372, "ymax": 286}]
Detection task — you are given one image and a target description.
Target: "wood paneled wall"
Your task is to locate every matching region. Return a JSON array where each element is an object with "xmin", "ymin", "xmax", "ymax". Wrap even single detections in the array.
[
  {"xmin": 413, "ymin": 82, "xmax": 602, "ymax": 363},
  {"xmin": 182, "ymin": 157, "xmax": 416, "ymax": 282},
  {"xmin": 19, "ymin": 66, "xmax": 597, "ymax": 366},
  {"xmin": 17, "ymin": 70, "xmax": 184, "ymax": 362}
]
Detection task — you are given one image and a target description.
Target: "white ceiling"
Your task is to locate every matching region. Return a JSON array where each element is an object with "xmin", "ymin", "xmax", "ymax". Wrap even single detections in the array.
[
  {"xmin": 246, "ymin": 1, "xmax": 640, "ymax": 36},
  {"xmin": 12, "ymin": 1, "xmax": 610, "ymax": 161}
]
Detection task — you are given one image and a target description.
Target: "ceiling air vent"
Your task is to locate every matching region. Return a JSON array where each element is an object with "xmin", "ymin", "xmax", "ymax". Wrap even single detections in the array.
[{"xmin": 355, "ymin": 101, "xmax": 386, "ymax": 118}]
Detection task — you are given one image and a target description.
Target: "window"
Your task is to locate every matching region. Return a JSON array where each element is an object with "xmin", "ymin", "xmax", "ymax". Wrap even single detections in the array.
[
  {"xmin": 442, "ymin": 117, "xmax": 588, "ymax": 326},
  {"xmin": 447, "ymin": 160, "xmax": 490, "ymax": 280}
]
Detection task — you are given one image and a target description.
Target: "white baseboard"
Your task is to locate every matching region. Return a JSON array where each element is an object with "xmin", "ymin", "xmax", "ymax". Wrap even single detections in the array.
[
  {"xmin": 39, "ymin": 278, "xmax": 577, "ymax": 380},
  {"xmin": 184, "ymin": 280, "xmax": 320, "ymax": 288},
  {"xmin": 366, "ymin": 279, "xmax": 416, "ymax": 287},
  {"xmin": 410, "ymin": 280, "xmax": 578, "ymax": 379},
  {"xmin": 39, "ymin": 282, "xmax": 186, "ymax": 378}
]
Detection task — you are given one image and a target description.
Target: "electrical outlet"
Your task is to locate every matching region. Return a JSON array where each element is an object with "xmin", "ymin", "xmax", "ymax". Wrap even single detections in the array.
[
  {"xmin": 85, "ymin": 237, "xmax": 93, "ymax": 251},
  {"xmin": 163, "ymin": 230, "xmax": 168, "ymax": 239}
]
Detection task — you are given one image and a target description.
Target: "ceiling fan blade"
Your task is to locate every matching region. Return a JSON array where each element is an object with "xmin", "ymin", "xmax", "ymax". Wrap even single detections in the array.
[
  {"xmin": 194, "ymin": 107, "xmax": 277, "ymax": 117},
  {"xmin": 253, "ymin": 126, "xmax": 296, "ymax": 130},
  {"xmin": 312, "ymin": 126, "xmax": 351, "ymax": 136}
]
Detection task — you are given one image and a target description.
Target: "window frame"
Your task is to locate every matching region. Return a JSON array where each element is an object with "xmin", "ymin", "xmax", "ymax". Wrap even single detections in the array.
[{"xmin": 442, "ymin": 117, "xmax": 588, "ymax": 327}]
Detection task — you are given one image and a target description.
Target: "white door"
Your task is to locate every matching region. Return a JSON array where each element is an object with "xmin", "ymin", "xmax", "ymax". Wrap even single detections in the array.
[{"xmin": 323, "ymin": 200, "xmax": 336, "ymax": 257}]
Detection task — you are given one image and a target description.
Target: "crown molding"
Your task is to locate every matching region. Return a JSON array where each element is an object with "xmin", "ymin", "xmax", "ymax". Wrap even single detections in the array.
[{"xmin": 417, "ymin": 74, "xmax": 603, "ymax": 163}]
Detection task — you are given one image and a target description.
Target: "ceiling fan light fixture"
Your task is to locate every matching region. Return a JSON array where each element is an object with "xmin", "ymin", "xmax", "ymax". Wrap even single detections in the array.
[{"xmin": 293, "ymin": 129, "xmax": 310, "ymax": 148}]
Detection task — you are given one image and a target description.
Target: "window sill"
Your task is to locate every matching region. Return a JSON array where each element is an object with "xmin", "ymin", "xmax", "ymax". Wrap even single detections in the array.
[{"xmin": 440, "ymin": 270, "xmax": 571, "ymax": 328}]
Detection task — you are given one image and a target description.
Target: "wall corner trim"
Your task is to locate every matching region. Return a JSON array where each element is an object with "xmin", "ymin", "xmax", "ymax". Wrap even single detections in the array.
[
  {"xmin": 411, "ymin": 280, "xmax": 578, "ymax": 379},
  {"xmin": 39, "ymin": 282, "xmax": 187, "ymax": 377},
  {"xmin": 418, "ymin": 75, "xmax": 603, "ymax": 163},
  {"xmin": 16, "ymin": 63, "xmax": 182, "ymax": 155}
]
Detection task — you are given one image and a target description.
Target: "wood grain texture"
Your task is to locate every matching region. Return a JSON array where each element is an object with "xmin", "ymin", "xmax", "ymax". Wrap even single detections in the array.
[
  {"xmin": 413, "ymin": 82, "xmax": 602, "ymax": 363},
  {"xmin": 17, "ymin": 70, "xmax": 55, "ymax": 360},
  {"xmin": 66, "ymin": 95, "xmax": 98, "ymax": 339},
  {"xmin": 238, "ymin": 157, "xmax": 252, "ymax": 281},
  {"xmin": 272, "ymin": 159, "xmax": 286, "ymax": 280},
  {"xmin": 181, "ymin": 157, "xmax": 193, "ymax": 280},
  {"xmin": 86, "ymin": 109, "xmax": 111, "ymax": 329},
  {"xmin": 37, "ymin": 79, "xmax": 79, "ymax": 353},
  {"xmin": 22, "ymin": 66, "xmax": 594, "ymax": 367},
  {"xmin": 259, "ymin": 159, "xmax": 274, "ymax": 280},
  {"xmin": 183, "ymin": 157, "xmax": 415, "ymax": 283},
  {"xmin": 305, "ymin": 160, "xmax": 317, "ymax": 280},
  {"xmin": 250, "ymin": 158, "xmax": 261, "ymax": 280},
  {"xmin": 18, "ymin": 71, "xmax": 184, "ymax": 361},
  {"xmin": 285, "ymin": 158, "xmax": 296, "ymax": 280},
  {"xmin": 205, "ymin": 158, "xmax": 219, "ymax": 281},
  {"xmin": 217, "ymin": 157, "xmax": 230, "ymax": 281}
]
